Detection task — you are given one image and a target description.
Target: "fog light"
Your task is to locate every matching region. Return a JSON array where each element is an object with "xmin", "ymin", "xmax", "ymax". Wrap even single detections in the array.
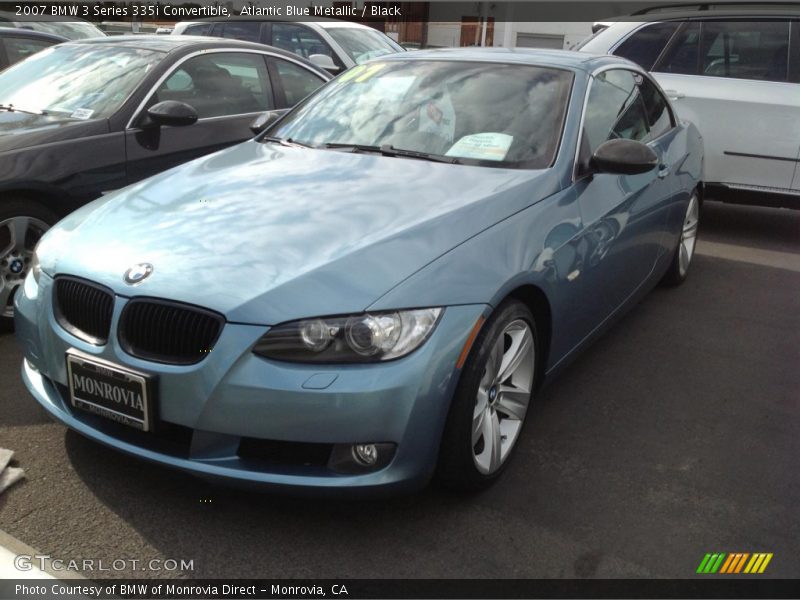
[
  {"xmin": 353, "ymin": 443, "xmax": 378, "ymax": 466},
  {"xmin": 328, "ymin": 442, "xmax": 396, "ymax": 474}
]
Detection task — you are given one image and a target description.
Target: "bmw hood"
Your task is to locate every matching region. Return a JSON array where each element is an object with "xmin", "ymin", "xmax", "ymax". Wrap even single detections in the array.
[{"xmin": 45, "ymin": 141, "xmax": 559, "ymax": 324}]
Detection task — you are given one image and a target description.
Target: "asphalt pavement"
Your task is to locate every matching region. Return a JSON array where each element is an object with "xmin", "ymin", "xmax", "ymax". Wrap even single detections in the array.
[{"xmin": 0, "ymin": 200, "xmax": 798, "ymax": 579}]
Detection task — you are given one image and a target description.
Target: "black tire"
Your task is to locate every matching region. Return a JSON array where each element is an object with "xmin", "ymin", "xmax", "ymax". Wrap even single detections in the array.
[
  {"xmin": 0, "ymin": 198, "xmax": 59, "ymax": 332},
  {"xmin": 661, "ymin": 189, "xmax": 701, "ymax": 287},
  {"xmin": 437, "ymin": 299, "xmax": 538, "ymax": 491}
]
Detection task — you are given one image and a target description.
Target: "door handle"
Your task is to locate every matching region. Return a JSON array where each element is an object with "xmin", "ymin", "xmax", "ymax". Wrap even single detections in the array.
[
  {"xmin": 658, "ymin": 164, "xmax": 670, "ymax": 179},
  {"xmin": 664, "ymin": 89, "xmax": 685, "ymax": 100}
]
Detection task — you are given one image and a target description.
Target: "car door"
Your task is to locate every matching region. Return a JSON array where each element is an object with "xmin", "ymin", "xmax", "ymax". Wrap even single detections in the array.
[
  {"xmin": 651, "ymin": 19, "xmax": 798, "ymax": 193},
  {"xmin": 574, "ymin": 68, "xmax": 679, "ymax": 323},
  {"xmin": 125, "ymin": 51, "xmax": 281, "ymax": 185}
]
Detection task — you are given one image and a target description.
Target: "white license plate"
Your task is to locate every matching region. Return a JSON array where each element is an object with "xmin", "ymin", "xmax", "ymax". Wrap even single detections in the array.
[{"xmin": 66, "ymin": 351, "xmax": 154, "ymax": 432}]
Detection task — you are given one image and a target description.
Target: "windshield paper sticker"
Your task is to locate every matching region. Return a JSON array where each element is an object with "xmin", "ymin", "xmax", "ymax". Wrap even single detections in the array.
[
  {"xmin": 446, "ymin": 133, "xmax": 513, "ymax": 161},
  {"xmin": 339, "ymin": 63, "xmax": 387, "ymax": 84},
  {"xmin": 71, "ymin": 108, "xmax": 94, "ymax": 120}
]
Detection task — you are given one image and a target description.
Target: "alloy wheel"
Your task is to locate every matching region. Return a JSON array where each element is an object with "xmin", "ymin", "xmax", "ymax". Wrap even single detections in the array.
[
  {"xmin": 472, "ymin": 319, "xmax": 535, "ymax": 475},
  {"xmin": 678, "ymin": 193, "xmax": 700, "ymax": 277},
  {"xmin": 0, "ymin": 216, "xmax": 49, "ymax": 318}
]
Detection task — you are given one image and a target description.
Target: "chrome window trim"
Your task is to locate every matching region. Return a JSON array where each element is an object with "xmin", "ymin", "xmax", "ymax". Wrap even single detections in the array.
[
  {"xmin": 126, "ymin": 48, "xmax": 327, "ymax": 130},
  {"xmin": 572, "ymin": 63, "xmax": 677, "ymax": 183}
]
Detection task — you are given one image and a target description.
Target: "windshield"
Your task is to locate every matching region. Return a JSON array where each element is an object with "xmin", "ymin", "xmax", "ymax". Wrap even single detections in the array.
[
  {"xmin": 271, "ymin": 60, "xmax": 573, "ymax": 169},
  {"xmin": 325, "ymin": 27, "xmax": 403, "ymax": 64},
  {"xmin": 0, "ymin": 44, "xmax": 163, "ymax": 118},
  {"xmin": 20, "ymin": 21, "xmax": 105, "ymax": 39}
]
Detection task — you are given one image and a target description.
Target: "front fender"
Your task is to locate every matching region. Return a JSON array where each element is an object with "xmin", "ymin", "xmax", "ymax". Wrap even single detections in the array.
[{"xmin": 368, "ymin": 187, "xmax": 584, "ymax": 370}]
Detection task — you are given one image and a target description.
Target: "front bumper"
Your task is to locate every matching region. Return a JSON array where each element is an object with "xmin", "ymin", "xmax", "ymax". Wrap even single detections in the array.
[{"xmin": 16, "ymin": 272, "xmax": 487, "ymax": 494}]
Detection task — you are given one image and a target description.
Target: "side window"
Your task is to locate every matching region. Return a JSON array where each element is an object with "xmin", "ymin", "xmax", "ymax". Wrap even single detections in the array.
[
  {"xmin": 182, "ymin": 24, "xmax": 213, "ymax": 36},
  {"xmin": 3, "ymin": 37, "xmax": 54, "ymax": 65},
  {"xmin": 655, "ymin": 21, "xmax": 701, "ymax": 75},
  {"xmin": 272, "ymin": 59, "xmax": 326, "ymax": 108},
  {"xmin": 154, "ymin": 53, "xmax": 273, "ymax": 119},
  {"xmin": 638, "ymin": 76, "xmax": 674, "ymax": 140},
  {"xmin": 613, "ymin": 22, "xmax": 680, "ymax": 70},
  {"xmin": 219, "ymin": 22, "xmax": 261, "ymax": 43},
  {"xmin": 272, "ymin": 24, "xmax": 334, "ymax": 61},
  {"xmin": 582, "ymin": 69, "xmax": 650, "ymax": 158},
  {"xmin": 699, "ymin": 21, "xmax": 790, "ymax": 82}
]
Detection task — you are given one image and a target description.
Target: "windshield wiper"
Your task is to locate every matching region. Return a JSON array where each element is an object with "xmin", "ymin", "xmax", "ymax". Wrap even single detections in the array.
[
  {"xmin": 261, "ymin": 136, "xmax": 314, "ymax": 149},
  {"xmin": 322, "ymin": 143, "xmax": 460, "ymax": 164},
  {"xmin": 0, "ymin": 104, "xmax": 47, "ymax": 116}
]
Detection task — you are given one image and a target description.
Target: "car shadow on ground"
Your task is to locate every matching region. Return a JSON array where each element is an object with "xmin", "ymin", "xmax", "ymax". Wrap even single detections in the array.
[
  {"xmin": 62, "ymin": 427, "xmax": 499, "ymax": 577},
  {"xmin": 701, "ymin": 200, "xmax": 800, "ymax": 251}
]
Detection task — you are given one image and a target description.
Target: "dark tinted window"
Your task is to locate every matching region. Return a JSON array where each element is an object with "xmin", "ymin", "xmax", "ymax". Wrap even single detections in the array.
[
  {"xmin": 699, "ymin": 21, "xmax": 790, "ymax": 82},
  {"xmin": 183, "ymin": 24, "xmax": 213, "ymax": 36},
  {"xmin": 638, "ymin": 76, "xmax": 673, "ymax": 139},
  {"xmin": 219, "ymin": 22, "xmax": 261, "ymax": 43},
  {"xmin": 656, "ymin": 22, "xmax": 701, "ymax": 75},
  {"xmin": 583, "ymin": 69, "xmax": 650, "ymax": 155},
  {"xmin": 155, "ymin": 52, "xmax": 272, "ymax": 118},
  {"xmin": 614, "ymin": 22, "xmax": 680, "ymax": 69},
  {"xmin": 273, "ymin": 59, "xmax": 326, "ymax": 108},
  {"xmin": 3, "ymin": 37, "xmax": 54, "ymax": 65}
]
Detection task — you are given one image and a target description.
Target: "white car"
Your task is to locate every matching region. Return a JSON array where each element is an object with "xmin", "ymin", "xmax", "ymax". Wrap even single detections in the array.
[
  {"xmin": 172, "ymin": 19, "xmax": 404, "ymax": 74},
  {"xmin": 580, "ymin": 8, "xmax": 800, "ymax": 208}
]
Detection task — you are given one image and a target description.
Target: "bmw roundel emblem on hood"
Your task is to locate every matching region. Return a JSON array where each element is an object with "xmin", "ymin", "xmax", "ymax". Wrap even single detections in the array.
[{"xmin": 124, "ymin": 263, "xmax": 153, "ymax": 285}]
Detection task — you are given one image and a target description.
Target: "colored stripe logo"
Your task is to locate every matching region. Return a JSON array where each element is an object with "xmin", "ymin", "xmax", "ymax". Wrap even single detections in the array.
[{"xmin": 697, "ymin": 553, "xmax": 773, "ymax": 574}]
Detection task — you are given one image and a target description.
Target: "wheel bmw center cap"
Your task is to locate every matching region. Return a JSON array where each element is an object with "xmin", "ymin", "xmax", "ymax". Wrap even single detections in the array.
[{"xmin": 9, "ymin": 259, "xmax": 23, "ymax": 274}]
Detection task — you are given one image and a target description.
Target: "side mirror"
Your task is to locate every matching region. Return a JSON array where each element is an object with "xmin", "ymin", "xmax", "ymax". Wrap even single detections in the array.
[
  {"xmin": 309, "ymin": 54, "xmax": 341, "ymax": 74},
  {"xmin": 249, "ymin": 111, "xmax": 282, "ymax": 135},
  {"xmin": 143, "ymin": 100, "xmax": 198, "ymax": 128},
  {"xmin": 591, "ymin": 139, "xmax": 658, "ymax": 175}
]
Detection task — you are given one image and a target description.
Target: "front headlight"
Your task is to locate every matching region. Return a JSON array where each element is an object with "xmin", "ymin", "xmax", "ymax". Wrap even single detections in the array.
[{"xmin": 253, "ymin": 308, "xmax": 443, "ymax": 363}]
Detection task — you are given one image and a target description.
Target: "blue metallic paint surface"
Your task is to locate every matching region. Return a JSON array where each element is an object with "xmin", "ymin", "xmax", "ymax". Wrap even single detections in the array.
[
  {"xmin": 15, "ymin": 50, "xmax": 703, "ymax": 492},
  {"xmin": 40, "ymin": 142, "xmax": 560, "ymax": 325}
]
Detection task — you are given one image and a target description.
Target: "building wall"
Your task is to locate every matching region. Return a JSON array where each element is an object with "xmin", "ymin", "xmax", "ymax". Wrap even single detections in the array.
[
  {"xmin": 426, "ymin": 2, "xmax": 591, "ymax": 49},
  {"xmin": 495, "ymin": 21, "xmax": 592, "ymax": 50}
]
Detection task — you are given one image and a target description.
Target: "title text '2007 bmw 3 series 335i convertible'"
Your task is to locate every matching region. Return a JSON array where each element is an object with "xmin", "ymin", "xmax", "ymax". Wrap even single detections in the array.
[{"xmin": 15, "ymin": 49, "xmax": 703, "ymax": 494}]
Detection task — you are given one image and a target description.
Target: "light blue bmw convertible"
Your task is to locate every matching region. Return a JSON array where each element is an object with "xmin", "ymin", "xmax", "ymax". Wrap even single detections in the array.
[{"xmin": 15, "ymin": 49, "xmax": 702, "ymax": 493}]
